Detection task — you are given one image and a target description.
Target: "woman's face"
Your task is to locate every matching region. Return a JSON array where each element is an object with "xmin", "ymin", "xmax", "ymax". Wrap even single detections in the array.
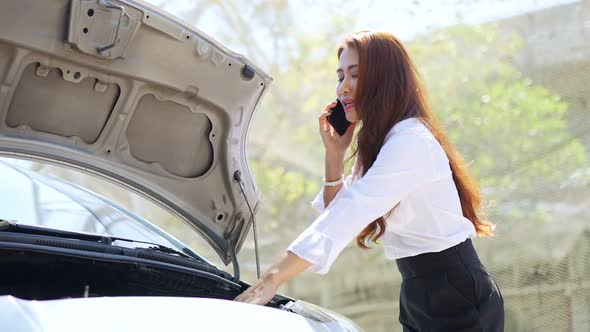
[{"xmin": 336, "ymin": 47, "xmax": 359, "ymax": 123}]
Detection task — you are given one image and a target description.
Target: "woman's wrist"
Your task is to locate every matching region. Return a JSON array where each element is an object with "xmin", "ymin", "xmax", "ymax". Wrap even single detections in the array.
[
  {"xmin": 261, "ymin": 252, "xmax": 312, "ymax": 290},
  {"xmin": 262, "ymin": 269, "xmax": 282, "ymax": 290},
  {"xmin": 325, "ymin": 150, "xmax": 345, "ymax": 162},
  {"xmin": 325, "ymin": 152, "xmax": 345, "ymax": 182},
  {"xmin": 323, "ymin": 174, "xmax": 344, "ymax": 186}
]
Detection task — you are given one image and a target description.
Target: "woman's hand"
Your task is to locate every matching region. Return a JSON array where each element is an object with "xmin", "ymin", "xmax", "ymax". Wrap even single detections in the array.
[
  {"xmin": 234, "ymin": 274, "xmax": 279, "ymax": 305},
  {"xmin": 234, "ymin": 252, "xmax": 311, "ymax": 305},
  {"xmin": 319, "ymin": 101, "xmax": 356, "ymax": 158}
]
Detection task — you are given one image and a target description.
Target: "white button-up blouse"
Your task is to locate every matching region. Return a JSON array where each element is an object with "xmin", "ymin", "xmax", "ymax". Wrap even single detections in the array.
[{"xmin": 287, "ymin": 117, "xmax": 476, "ymax": 274}]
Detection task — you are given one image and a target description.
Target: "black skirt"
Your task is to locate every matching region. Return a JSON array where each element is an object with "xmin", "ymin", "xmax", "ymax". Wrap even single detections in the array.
[{"xmin": 396, "ymin": 239, "xmax": 504, "ymax": 332}]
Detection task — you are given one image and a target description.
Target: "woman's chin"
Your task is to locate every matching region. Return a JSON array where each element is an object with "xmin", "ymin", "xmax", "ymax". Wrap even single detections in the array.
[{"xmin": 345, "ymin": 112, "xmax": 358, "ymax": 123}]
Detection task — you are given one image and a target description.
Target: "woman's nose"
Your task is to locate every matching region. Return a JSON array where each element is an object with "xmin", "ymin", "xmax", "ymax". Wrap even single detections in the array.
[{"xmin": 338, "ymin": 79, "xmax": 352, "ymax": 96}]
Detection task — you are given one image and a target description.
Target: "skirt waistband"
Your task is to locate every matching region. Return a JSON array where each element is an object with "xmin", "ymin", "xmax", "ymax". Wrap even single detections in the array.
[{"xmin": 395, "ymin": 239, "xmax": 480, "ymax": 279}]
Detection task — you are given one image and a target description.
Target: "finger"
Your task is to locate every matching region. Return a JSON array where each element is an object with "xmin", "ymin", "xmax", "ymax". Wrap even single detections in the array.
[
  {"xmin": 235, "ymin": 294, "xmax": 254, "ymax": 303},
  {"xmin": 234, "ymin": 286, "xmax": 254, "ymax": 302},
  {"xmin": 234, "ymin": 292, "xmax": 246, "ymax": 302},
  {"xmin": 323, "ymin": 101, "xmax": 337, "ymax": 112},
  {"xmin": 318, "ymin": 112, "xmax": 331, "ymax": 132},
  {"xmin": 318, "ymin": 108, "xmax": 332, "ymax": 119},
  {"xmin": 329, "ymin": 124, "xmax": 336, "ymax": 136}
]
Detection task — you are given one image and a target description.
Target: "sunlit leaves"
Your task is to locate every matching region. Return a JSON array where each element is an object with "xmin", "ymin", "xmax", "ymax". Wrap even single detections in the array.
[{"xmin": 409, "ymin": 24, "xmax": 588, "ymax": 222}]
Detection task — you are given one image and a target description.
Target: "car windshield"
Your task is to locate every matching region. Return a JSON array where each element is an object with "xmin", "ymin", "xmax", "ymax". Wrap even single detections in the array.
[{"xmin": 0, "ymin": 158, "xmax": 199, "ymax": 256}]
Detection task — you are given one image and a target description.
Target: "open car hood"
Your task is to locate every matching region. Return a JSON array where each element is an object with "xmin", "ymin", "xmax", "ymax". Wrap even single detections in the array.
[{"xmin": 0, "ymin": 0, "xmax": 271, "ymax": 265}]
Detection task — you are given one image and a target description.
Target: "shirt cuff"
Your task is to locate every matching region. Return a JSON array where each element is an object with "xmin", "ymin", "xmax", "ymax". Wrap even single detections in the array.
[{"xmin": 287, "ymin": 228, "xmax": 336, "ymax": 275}]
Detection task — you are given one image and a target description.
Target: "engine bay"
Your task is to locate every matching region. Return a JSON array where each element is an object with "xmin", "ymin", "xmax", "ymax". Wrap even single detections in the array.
[{"xmin": 0, "ymin": 249, "xmax": 241, "ymax": 301}]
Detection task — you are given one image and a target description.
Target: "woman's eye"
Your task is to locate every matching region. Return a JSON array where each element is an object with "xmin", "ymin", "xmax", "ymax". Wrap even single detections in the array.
[{"xmin": 337, "ymin": 74, "xmax": 356, "ymax": 82}]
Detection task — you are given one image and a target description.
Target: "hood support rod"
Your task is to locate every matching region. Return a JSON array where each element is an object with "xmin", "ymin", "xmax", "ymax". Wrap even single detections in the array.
[{"xmin": 233, "ymin": 170, "xmax": 261, "ymax": 280}]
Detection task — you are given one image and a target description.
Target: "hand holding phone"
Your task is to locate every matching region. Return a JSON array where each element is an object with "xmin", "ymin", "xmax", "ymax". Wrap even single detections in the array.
[{"xmin": 326, "ymin": 99, "xmax": 351, "ymax": 136}]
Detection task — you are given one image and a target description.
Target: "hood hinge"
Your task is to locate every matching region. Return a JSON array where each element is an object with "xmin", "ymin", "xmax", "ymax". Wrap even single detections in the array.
[{"xmin": 68, "ymin": 0, "xmax": 141, "ymax": 60}]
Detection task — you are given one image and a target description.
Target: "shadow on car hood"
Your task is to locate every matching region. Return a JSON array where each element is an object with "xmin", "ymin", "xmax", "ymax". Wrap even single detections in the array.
[{"xmin": 0, "ymin": 0, "xmax": 272, "ymax": 265}]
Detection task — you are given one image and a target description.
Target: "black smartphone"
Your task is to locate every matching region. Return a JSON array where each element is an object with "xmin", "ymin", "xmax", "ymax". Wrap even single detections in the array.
[{"xmin": 327, "ymin": 99, "xmax": 351, "ymax": 136}]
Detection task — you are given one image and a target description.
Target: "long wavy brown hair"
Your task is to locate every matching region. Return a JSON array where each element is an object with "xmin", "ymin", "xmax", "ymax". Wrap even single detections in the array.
[{"xmin": 338, "ymin": 31, "xmax": 495, "ymax": 249}]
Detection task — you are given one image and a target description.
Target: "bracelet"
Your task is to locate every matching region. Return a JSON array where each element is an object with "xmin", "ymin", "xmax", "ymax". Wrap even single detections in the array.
[{"xmin": 323, "ymin": 174, "xmax": 344, "ymax": 187}]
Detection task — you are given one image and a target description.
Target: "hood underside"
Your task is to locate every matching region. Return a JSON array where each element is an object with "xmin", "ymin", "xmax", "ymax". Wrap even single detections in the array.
[{"xmin": 0, "ymin": 0, "xmax": 271, "ymax": 264}]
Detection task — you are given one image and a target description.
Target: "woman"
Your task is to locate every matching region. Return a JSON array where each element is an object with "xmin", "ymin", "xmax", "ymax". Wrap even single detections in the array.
[{"xmin": 235, "ymin": 30, "xmax": 504, "ymax": 331}]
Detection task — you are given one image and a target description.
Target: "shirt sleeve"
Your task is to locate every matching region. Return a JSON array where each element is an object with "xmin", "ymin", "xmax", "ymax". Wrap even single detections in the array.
[{"xmin": 287, "ymin": 132, "xmax": 440, "ymax": 274}]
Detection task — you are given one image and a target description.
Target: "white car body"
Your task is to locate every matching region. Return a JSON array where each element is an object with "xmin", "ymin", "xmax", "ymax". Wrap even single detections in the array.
[{"xmin": 1, "ymin": 296, "xmax": 349, "ymax": 332}]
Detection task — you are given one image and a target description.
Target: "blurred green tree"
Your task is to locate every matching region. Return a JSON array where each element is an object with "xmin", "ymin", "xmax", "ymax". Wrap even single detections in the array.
[
  {"xmin": 247, "ymin": 22, "xmax": 588, "ymax": 239},
  {"xmin": 409, "ymin": 25, "xmax": 588, "ymax": 225},
  {"xmin": 148, "ymin": 0, "xmax": 589, "ymax": 265}
]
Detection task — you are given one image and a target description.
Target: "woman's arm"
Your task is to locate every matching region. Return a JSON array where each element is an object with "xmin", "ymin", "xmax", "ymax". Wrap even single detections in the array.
[
  {"xmin": 288, "ymin": 132, "xmax": 441, "ymax": 275},
  {"xmin": 323, "ymin": 152, "xmax": 345, "ymax": 208},
  {"xmin": 235, "ymin": 104, "xmax": 355, "ymax": 305},
  {"xmin": 234, "ymin": 252, "xmax": 311, "ymax": 305},
  {"xmin": 319, "ymin": 102, "xmax": 356, "ymax": 208}
]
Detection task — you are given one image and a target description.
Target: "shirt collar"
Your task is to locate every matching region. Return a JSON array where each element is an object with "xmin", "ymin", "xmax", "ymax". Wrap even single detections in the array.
[{"xmin": 385, "ymin": 117, "xmax": 423, "ymax": 141}]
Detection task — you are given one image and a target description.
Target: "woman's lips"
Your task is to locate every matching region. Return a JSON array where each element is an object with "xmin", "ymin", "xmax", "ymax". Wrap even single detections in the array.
[{"xmin": 342, "ymin": 99, "xmax": 354, "ymax": 111}]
